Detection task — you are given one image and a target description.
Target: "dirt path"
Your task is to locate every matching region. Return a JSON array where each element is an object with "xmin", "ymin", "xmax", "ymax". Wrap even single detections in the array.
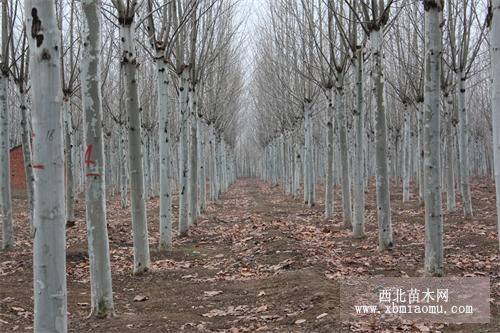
[{"xmin": 0, "ymin": 178, "xmax": 498, "ymax": 332}]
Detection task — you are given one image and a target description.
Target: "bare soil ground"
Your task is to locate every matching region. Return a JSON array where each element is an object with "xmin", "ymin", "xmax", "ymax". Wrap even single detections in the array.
[{"xmin": 0, "ymin": 178, "xmax": 498, "ymax": 332}]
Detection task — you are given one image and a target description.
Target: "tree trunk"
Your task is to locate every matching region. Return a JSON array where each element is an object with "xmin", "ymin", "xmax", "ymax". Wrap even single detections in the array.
[
  {"xmin": 325, "ymin": 89, "xmax": 334, "ymax": 218},
  {"xmin": 63, "ymin": 97, "xmax": 75, "ymax": 223},
  {"xmin": 352, "ymin": 46, "xmax": 365, "ymax": 237},
  {"xmin": 0, "ymin": 0, "xmax": 12, "ymax": 246},
  {"xmin": 371, "ymin": 28, "xmax": 393, "ymax": 250},
  {"xmin": 26, "ymin": 1, "xmax": 67, "ymax": 330},
  {"xmin": 157, "ymin": 59, "xmax": 172, "ymax": 251},
  {"xmin": 209, "ymin": 125, "xmax": 216, "ymax": 200},
  {"xmin": 423, "ymin": 0, "xmax": 443, "ymax": 276},
  {"xmin": 81, "ymin": 0, "xmax": 114, "ymax": 314},
  {"xmin": 120, "ymin": 22, "xmax": 150, "ymax": 274},
  {"xmin": 417, "ymin": 101, "xmax": 425, "ymax": 203},
  {"xmin": 188, "ymin": 86, "xmax": 198, "ymax": 226},
  {"xmin": 178, "ymin": 68, "xmax": 190, "ymax": 235},
  {"xmin": 304, "ymin": 102, "xmax": 314, "ymax": 206},
  {"xmin": 336, "ymin": 75, "xmax": 352, "ymax": 228},
  {"xmin": 490, "ymin": 0, "xmax": 500, "ymax": 249},
  {"xmin": 20, "ymin": 90, "xmax": 34, "ymax": 229},
  {"xmin": 119, "ymin": 124, "xmax": 128, "ymax": 209},
  {"xmin": 293, "ymin": 140, "xmax": 300, "ymax": 198},
  {"xmin": 457, "ymin": 70, "xmax": 473, "ymax": 218},
  {"xmin": 445, "ymin": 95, "xmax": 456, "ymax": 212},
  {"xmin": 198, "ymin": 118, "xmax": 206, "ymax": 212},
  {"xmin": 402, "ymin": 102, "xmax": 411, "ymax": 202},
  {"xmin": 0, "ymin": 68, "xmax": 12, "ymax": 249}
]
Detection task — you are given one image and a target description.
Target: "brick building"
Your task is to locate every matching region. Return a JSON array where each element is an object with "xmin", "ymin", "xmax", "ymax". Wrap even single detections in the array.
[{"xmin": 10, "ymin": 145, "xmax": 26, "ymax": 194}]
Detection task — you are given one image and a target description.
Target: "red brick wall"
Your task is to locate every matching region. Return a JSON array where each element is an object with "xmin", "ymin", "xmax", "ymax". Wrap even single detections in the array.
[{"xmin": 10, "ymin": 146, "xmax": 26, "ymax": 191}]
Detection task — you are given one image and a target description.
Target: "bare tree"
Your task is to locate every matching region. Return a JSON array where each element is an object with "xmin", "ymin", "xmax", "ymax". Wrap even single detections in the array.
[
  {"xmin": 360, "ymin": 0, "xmax": 394, "ymax": 250},
  {"xmin": 81, "ymin": 0, "xmax": 114, "ymax": 316},
  {"xmin": 111, "ymin": 0, "xmax": 150, "ymax": 274},
  {"xmin": 25, "ymin": 0, "xmax": 67, "ymax": 330}
]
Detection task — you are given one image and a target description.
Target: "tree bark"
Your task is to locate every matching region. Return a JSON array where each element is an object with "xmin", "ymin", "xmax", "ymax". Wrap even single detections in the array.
[
  {"xmin": 198, "ymin": 118, "xmax": 206, "ymax": 212},
  {"xmin": 490, "ymin": 0, "xmax": 500, "ymax": 249},
  {"xmin": 325, "ymin": 89, "xmax": 334, "ymax": 218},
  {"xmin": 81, "ymin": 0, "xmax": 114, "ymax": 315},
  {"xmin": 188, "ymin": 85, "xmax": 198, "ymax": 226},
  {"xmin": 336, "ymin": 74, "xmax": 352, "ymax": 228},
  {"xmin": 402, "ymin": 102, "xmax": 411, "ymax": 202},
  {"xmin": 119, "ymin": 124, "xmax": 128, "ymax": 209},
  {"xmin": 445, "ymin": 94, "xmax": 456, "ymax": 212},
  {"xmin": 178, "ymin": 68, "xmax": 190, "ymax": 235},
  {"xmin": 304, "ymin": 102, "xmax": 314, "ymax": 207},
  {"xmin": 157, "ymin": 59, "xmax": 172, "ymax": 251},
  {"xmin": 0, "ymin": 0, "xmax": 12, "ymax": 248},
  {"xmin": 423, "ymin": 0, "xmax": 444, "ymax": 276},
  {"xmin": 63, "ymin": 97, "xmax": 75, "ymax": 223},
  {"xmin": 26, "ymin": 0, "xmax": 67, "ymax": 330},
  {"xmin": 120, "ymin": 21, "xmax": 150, "ymax": 274},
  {"xmin": 352, "ymin": 46, "xmax": 365, "ymax": 237},
  {"xmin": 0, "ymin": 67, "xmax": 12, "ymax": 250},
  {"xmin": 371, "ymin": 27, "xmax": 393, "ymax": 250},
  {"xmin": 20, "ymin": 90, "xmax": 34, "ymax": 229},
  {"xmin": 457, "ymin": 70, "xmax": 473, "ymax": 218}
]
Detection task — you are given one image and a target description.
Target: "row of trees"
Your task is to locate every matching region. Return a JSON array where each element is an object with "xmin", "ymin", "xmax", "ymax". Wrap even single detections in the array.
[
  {"xmin": 236, "ymin": 0, "xmax": 500, "ymax": 276},
  {"xmin": 1, "ymin": 0, "xmax": 242, "ymax": 331}
]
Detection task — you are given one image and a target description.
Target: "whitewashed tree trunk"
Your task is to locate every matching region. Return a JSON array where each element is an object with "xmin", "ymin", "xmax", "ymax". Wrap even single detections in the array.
[
  {"xmin": 457, "ymin": 70, "xmax": 473, "ymax": 218},
  {"xmin": 0, "ymin": 0, "xmax": 12, "ymax": 249},
  {"xmin": 26, "ymin": 0, "xmax": 67, "ymax": 330},
  {"xmin": 371, "ymin": 28, "xmax": 393, "ymax": 250},
  {"xmin": 325, "ymin": 89, "xmax": 334, "ymax": 218},
  {"xmin": 178, "ymin": 68, "xmax": 190, "ymax": 235},
  {"xmin": 417, "ymin": 101, "xmax": 425, "ymax": 203},
  {"xmin": 63, "ymin": 97, "xmax": 75, "ymax": 223},
  {"xmin": 120, "ymin": 21, "xmax": 150, "ymax": 274},
  {"xmin": 336, "ymin": 75, "xmax": 352, "ymax": 228},
  {"xmin": 198, "ymin": 119, "xmax": 206, "ymax": 212},
  {"xmin": 281, "ymin": 135, "xmax": 287, "ymax": 192},
  {"xmin": 352, "ymin": 46, "xmax": 365, "ymax": 237},
  {"xmin": 188, "ymin": 86, "xmax": 198, "ymax": 226},
  {"xmin": 490, "ymin": 0, "xmax": 500, "ymax": 249},
  {"xmin": 445, "ymin": 94, "xmax": 456, "ymax": 212},
  {"xmin": 20, "ymin": 90, "xmax": 34, "ymax": 228},
  {"xmin": 304, "ymin": 102, "xmax": 314, "ymax": 207},
  {"xmin": 0, "ymin": 63, "xmax": 12, "ymax": 250},
  {"xmin": 81, "ymin": 0, "xmax": 114, "ymax": 315},
  {"xmin": 209, "ymin": 125, "xmax": 216, "ymax": 200},
  {"xmin": 423, "ymin": 0, "xmax": 443, "ymax": 276},
  {"xmin": 402, "ymin": 102, "xmax": 411, "ymax": 202},
  {"xmin": 293, "ymin": 140, "xmax": 300, "ymax": 198},
  {"xmin": 157, "ymin": 59, "xmax": 172, "ymax": 251},
  {"xmin": 119, "ymin": 124, "xmax": 128, "ymax": 208},
  {"xmin": 221, "ymin": 139, "xmax": 227, "ymax": 191},
  {"xmin": 216, "ymin": 134, "xmax": 223, "ymax": 198}
]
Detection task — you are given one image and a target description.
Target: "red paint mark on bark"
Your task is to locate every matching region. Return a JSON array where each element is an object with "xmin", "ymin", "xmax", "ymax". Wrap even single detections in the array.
[
  {"xmin": 33, "ymin": 164, "xmax": 44, "ymax": 170},
  {"xmin": 84, "ymin": 144, "xmax": 96, "ymax": 167},
  {"xmin": 86, "ymin": 173, "xmax": 102, "ymax": 177}
]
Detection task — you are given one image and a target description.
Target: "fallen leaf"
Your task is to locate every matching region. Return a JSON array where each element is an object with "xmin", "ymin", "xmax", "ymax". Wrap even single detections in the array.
[
  {"xmin": 133, "ymin": 295, "xmax": 148, "ymax": 302},
  {"xmin": 203, "ymin": 290, "xmax": 223, "ymax": 297},
  {"xmin": 254, "ymin": 304, "xmax": 268, "ymax": 313}
]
